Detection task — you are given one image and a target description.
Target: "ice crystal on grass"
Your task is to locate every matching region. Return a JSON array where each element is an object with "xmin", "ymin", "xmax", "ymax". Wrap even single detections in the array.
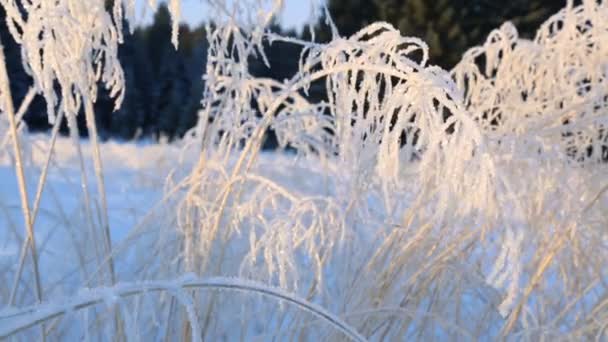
[{"xmin": 1, "ymin": 0, "xmax": 123, "ymax": 122}]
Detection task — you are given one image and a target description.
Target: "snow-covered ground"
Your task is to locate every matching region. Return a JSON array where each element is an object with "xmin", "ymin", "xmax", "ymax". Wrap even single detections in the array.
[
  {"xmin": 1, "ymin": 135, "xmax": 174, "ymax": 240},
  {"xmin": 0, "ymin": 135, "xmax": 180, "ymax": 300},
  {"xmin": 1, "ymin": 132, "xmax": 385, "ymax": 340},
  {"xmin": 1, "ymin": 125, "xmax": 607, "ymax": 341},
  {"xmin": 0, "ymin": 131, "xmax": 499, "ymax": 340}
]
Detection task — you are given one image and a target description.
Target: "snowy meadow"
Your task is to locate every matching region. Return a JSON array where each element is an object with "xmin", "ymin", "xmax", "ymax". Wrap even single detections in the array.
[{"xmin": 1, "ymin": 0, "xmax": 608, "ymax": 340}]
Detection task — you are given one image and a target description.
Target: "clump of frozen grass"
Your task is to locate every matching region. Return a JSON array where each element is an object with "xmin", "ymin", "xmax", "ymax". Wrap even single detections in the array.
[
  {"xmin": 451, "ymin": 0, "xmax": 608, "ymax": 335},
  {"xmin": 2, "ymin": 0, "xmax": 608, "ymax": 340},
  {"xmin": 173, "ymin": 1, "xmax": 497, "ymax": 339},
  {"xmin": 175, "ymin": 0, "xmax": 608, "ymax": 339}
]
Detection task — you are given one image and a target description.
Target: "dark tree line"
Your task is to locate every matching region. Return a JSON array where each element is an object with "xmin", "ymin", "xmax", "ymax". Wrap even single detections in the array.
[
  {"xmin": 314, "ymin": 0, "xmax": 565, "ymax": 67},
  {"xmin": 94, "ymin": 5, "xmax": 208, "ymax": 141},
  {"xmin": 0, "ymin": 1, "xmax": 565, "ymax": 142},
  {"xmin": 0, "ymin": 4, "xmax": 208, "ymax": 141}
]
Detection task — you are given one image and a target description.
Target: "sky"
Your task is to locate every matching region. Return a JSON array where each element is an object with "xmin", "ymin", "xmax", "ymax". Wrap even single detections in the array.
[{"xmin": 136, "ymin": 0, "xmax": 318, "ymax": 32}]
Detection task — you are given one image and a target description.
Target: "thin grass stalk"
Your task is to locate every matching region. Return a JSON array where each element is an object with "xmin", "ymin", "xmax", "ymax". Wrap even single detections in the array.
[
  {"xmin": 82, "ymin": 99, "xmax": 125, "ymax": 340},
  {"xmin": 0, "ymin": 86, "xmax": 35, "ymax": 152},
  {"xmin": 0, "ymin": 277, "xmax": 367, "ymax": 342},
  {"xmin": 13, "ymin": 87, "xmax": 35, "ymax": 124},
  {"xmin": 502, "ymin": 205, "xmax": 596, "ymax": 337},
  {"xmin": 0, "ymin": 36, "xmax": 45, "ymax": 342},
  {"xmin": 0, "ymin": 38, "xmax": 43, "ymax": 304},
  {"xmin": 65, "ymin": 111, "xmax": 106, "ymax": 285},
  {"xmin": 163, "ymin": 296, "xmax": 178, "ymax": 342},
  {"xmin": 83, "ymin": 98, "xmax": 116, "ymax": 285},
  {"xmin": 8, "ymin": 110, "xmax": 65, "ymax": 306},
  {"xmin": 500, "ymin": 229, "xmax": 570, "ymax": 337}
]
